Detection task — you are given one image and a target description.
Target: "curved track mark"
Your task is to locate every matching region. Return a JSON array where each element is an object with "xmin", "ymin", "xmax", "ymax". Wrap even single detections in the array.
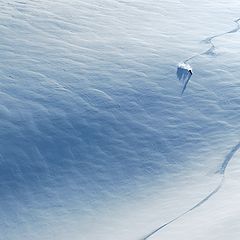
[
  {"xmin": 180, "ymin": 18, "xmax": 240, "ymax": 94},
  {"xmin": 143, "ymin": 142, "xmax": 240, "ymax": 239}
]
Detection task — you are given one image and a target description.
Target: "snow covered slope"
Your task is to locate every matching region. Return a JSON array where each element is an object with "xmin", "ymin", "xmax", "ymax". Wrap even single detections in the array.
[{"xmin": 1, "ymin": 0, "xmax": 240, "ymax": 239}]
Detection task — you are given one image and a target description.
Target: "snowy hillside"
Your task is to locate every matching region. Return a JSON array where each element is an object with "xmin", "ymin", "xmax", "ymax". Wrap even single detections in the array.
[{"xmin": 1, "ymin": 0, "xmax": 240, "ymax": 239}]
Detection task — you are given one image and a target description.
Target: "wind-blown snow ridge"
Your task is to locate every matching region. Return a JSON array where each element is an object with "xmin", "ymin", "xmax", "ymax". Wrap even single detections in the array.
[
  {"xmin": 180, "ymin": 18, "xmax": 240, "ymax": 94},
  {"xmin": 143, "ymin": 142, "xmax": 240, "ymax": 240}
]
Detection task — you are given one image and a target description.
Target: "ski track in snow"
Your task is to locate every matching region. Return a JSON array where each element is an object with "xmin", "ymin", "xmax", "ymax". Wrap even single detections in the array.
[
  {"xmin": 143, "ymin": 18, "xmax": 240, "ymax": 239},
  {"xmin": 180, "ymin": 18, "xmax": 240, "ymax": 94},
  {"xmin": 143, "ymin": 142, "xmax": 240, "ymax": 240}
]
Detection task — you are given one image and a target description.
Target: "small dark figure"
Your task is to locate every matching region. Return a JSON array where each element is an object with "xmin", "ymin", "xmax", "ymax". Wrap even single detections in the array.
[{"xmin": 189, "ymin": 70, "xmax": 192, "ymax": 75}]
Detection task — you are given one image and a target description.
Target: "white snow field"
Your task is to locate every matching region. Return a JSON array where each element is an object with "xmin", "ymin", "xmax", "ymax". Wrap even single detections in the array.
[{"xmin": 1, "ymin": 0, "xmax": 240, "ymax": 239}]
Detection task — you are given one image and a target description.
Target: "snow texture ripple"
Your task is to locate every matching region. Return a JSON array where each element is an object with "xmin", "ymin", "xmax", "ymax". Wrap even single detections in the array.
[{"xmin": 1, "ymin": 1, "xmax": 240, "ymax": 240}]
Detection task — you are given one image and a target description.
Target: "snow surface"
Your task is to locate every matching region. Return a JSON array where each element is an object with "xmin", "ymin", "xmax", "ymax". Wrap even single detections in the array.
[{"xmin": 1, "ymin": 0, "xmax": 240, "ymax": 239}]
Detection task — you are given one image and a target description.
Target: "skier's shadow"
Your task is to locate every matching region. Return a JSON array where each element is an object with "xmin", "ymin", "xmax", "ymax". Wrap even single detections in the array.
[{"xmin": 176, "ymin": 66, "xmax": 192, "ymax": 95}]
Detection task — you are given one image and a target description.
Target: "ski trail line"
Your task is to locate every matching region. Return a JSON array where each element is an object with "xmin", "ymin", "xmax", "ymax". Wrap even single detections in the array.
[
  {"xmin": 185, "ymin": 18, "xmax": 240, "ymax": 63},
  {"xmin": 142, "ymin": 142, "xmax": 240, "ymax": 240},
  {"xmin": 180, "ymin": 18, "xmax": 240, "ymax": 94}
]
